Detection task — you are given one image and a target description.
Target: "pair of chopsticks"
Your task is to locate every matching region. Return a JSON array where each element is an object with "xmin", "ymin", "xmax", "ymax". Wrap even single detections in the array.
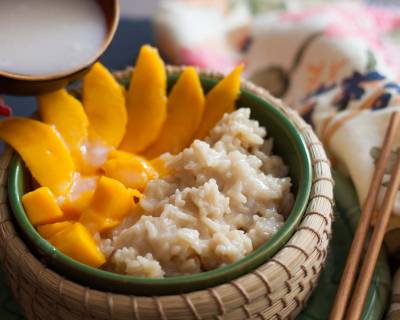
[{"xmin": 330, "ymin": 112, "xmax": 400, "ymax": 320}]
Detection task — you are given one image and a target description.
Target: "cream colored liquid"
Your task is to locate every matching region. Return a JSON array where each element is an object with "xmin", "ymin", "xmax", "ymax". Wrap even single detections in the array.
[{"xmin": 0, "ymin": 0, "xmax": 107, "ymax": 76}]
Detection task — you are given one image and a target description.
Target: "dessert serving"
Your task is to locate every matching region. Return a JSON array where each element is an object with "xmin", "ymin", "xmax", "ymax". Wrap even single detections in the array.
[
  {"xmin": 0, "ymin": 45, "xmax": 293, "ymax": 277},
  {"xmin": 104, "ymin": 108, "xmax": 292, "ymax": 277}
]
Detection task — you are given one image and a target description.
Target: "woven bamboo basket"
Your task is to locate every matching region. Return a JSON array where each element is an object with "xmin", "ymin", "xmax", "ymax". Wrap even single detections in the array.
[{"xmin": 0, "ymin": 66, "xmax": 333, "ymax": 320}]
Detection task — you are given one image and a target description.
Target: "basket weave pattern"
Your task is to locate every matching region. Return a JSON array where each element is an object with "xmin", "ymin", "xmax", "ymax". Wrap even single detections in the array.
[{"xmin": 0, "ymin": 67, "xmax": 333, "ymax": 320}]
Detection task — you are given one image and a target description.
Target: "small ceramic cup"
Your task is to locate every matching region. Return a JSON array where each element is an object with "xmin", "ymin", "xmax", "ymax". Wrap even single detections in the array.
[{"xmin": 0, "ymin": 0, "xmax": 119, "ymax": 96}]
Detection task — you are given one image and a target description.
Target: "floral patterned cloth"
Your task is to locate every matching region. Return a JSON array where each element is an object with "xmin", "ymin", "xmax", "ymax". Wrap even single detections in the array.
[
  {"xmin": 153, "ymin": 1, "xmax": 400, "ymax": 103},
  {"xmin": 303, "ymin": 71, "xmax": 400, "ymax": 218}
]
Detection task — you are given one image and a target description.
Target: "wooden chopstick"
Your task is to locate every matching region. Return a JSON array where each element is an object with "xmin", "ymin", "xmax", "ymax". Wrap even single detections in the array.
[
  {"xmin": 346, "ymin": 141, "xmax": 400, "ymax": 318},
  {"xmin": 329, "ymin": 111, "xmax": 400, "ymax": 320}
]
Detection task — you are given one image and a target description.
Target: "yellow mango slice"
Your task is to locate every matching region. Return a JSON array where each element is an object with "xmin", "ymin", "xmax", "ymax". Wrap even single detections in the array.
[
  {"xmin": 37, "ymin": 221, "xmax": 74, "ymax": 239},
  {"xmin": 102, "ymin": 156, "xmax": 157, "ymax": 191},
  {"xmin": 78, "ymin": 138, "xmax": 112, "ymax": 175},
  {"xmin": 79, "ymin": 177, "xmax": 138, "ymax": 233},
  {"xmin": 22, "ymin": 187, "xmax": 64, "ymax": 226},
  {"xmin": 83, "ymin": 63, "xmax": 127, "ymax": 147},
  {"xmin": 61, "ymin": 190, "xmax": 94, "ymax": 219},
  {"xmin": 85, "ymin": 176, "xmax": 135, "ymax": 221},
  {"xmin": 144, "ymin": 67, "xmax": 205, "ymax": 158},
  {"xmin": 195, "ymin": 65, "xmax": 243, "ymax": 139},
  {"xmin": 49, "ymin": 223, "xmax": 105, "ymax": 268},
  {"xmin": 0, "ymin": 118, "xmax": 74, "ymax": 195},
  {"xmin": 108, "ymin": 149, "xmax": 141, "ymax": 160},
  {"xmin": 38, "ymin": 89, "xmax": 89, "ymax": 167},
  {"xmin": 150, "ymin": 157, "xmax": 169, "ymax": 178},
  {"xmin": 60, "ymin": 174, "xmax": 98, "ymax": 218},
  {"xmin": 120, "ymin": 45, "xmax": 167, "ymax": 153},
  {"xmin": 129, "ymin": 188, "xmax": 143, "ymax": 203},
  {"xmin": 79, "ymin": 210, "xmax": 120, "ymax": 234}
]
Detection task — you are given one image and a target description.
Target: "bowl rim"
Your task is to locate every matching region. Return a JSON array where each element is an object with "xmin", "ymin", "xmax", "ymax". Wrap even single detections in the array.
[{"xmin": 7, "ymin": 76, "xmax": 312, "ymax": 291}]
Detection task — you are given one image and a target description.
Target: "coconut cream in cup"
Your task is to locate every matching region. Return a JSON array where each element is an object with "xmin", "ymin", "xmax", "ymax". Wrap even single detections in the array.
[
  {"xmin": 0, "ymin": 0, "xmax": 119, "ymax": 95},
  {"xmin": 0, "ymin": 0, "xmax": 106, "ymax": 76}
]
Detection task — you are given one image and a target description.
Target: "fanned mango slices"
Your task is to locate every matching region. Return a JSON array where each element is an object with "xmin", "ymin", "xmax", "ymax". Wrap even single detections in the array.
[
  {"xmin": 0, "ymin": 118, "xmax": 74, "ymax": 195},
  {"xmin": 195, "ymin": 65, "xmax": 243, "ymax": 139},
  {"xmin": 49, "ymin": 222, "xmax": 106, "ymax": 268},
  {"xmin": 83, "ymin": 63, "xmax": 127, "ymax": 148},
  {"xmin": 38, "ymin": 89, "xmax": 88, "ymax": 147},
  {"xmin": 38, "ymin": 89, "xmax": 89, "ymax": 168},
  {"xmin": 120, "ymin": 45, "xmax": 167, "ymax": 153},
  {"xmin": 144, "ymin": 67, "xmax": 205, "ymax": 158}
]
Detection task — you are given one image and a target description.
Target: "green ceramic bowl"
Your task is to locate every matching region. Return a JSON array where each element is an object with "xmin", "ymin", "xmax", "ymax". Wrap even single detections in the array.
[{"xmin": 8, "ymin": 75, "xmax": 312, "ymax": 295}]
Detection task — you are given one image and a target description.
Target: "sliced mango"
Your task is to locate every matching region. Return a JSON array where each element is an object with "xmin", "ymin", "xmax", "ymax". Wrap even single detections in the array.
[
  {"xmin": 195, "ymin": 65, "xmax": 243, "ymax": 139},
  {"xmin": 102, "ymin": 156, "xmax": 157, "ymax": 191},
  {"xmin": 79, "ymin": 209, "xmax": 120, "ymax": 234},
  {"xmin": 37, "ymin": 221, "xmax": 74, "ymax": 239},
  {"xmin": 83, "ymin": 63, "xmax": 127, "ymax": 148},
  {"xmin": 0, "ymin": 118, "xmax": 74, "ymax": 195},
  {"xmin": 120, "ymin": 45, "xmax": 167, "ymax": 153},
  {"xmin": 22, "ymin": 187, "xmax": 64, "ymax": 226},
  {"xmin": 49, "ymin": 223, "xmax": 106, "ymax": 268},
  {"xmin": 129, "ymin": 188, "xmax": 143, "ymax": 203},
  {"xmin": 144, "ymin": 67, "xmax": 205, "ymax": 158},
  {"xmin": 78, "ymin": 138, "xmax": 112, "ymax": 175},
  {"xmin": 108, "ymin": 149, "xmax": 143, "ymax": 160},
  {"xmin": 60, "ymin": 190, "xmax": 94, "ymax": 219},
  {"xmin": 150, "ymin": 157, "xmax": 169, "ymax": 178},
  {"xmin": 38, "ymin": 89, "xmax": 88, "ymax": 168},
  {"xmin": 85, "ymin": 176, "xmax": 135, "ymax": 221}
]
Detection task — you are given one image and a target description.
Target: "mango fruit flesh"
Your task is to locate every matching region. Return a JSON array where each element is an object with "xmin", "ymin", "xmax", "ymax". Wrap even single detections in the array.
[
  {"xmin": 22, "ymin": 187, "xmax": 64, "ymax": 226},
  {"xmin": 150, "ymin": 157, "xmax": 169, "ymax": 178},
  {"xmin": 49, "ymin": 223, "xmax": 106, "ymax": 268},
  {"xmin": 120, "ymin": 45, "xmax": 167, "ymax": 153},
  {"xmin": 78, "ymin": 138, "xmax": 112, "ymax": 176},
  {"xmin": 79, "ymin": 177, "xmax": 137, "ymax": 233},
  {"xmin": 0, "ymin": 118, "xmax": 74, "ymax": 195},
  {"xmin": 60, "ymin": 189, "xmax": 94, "ymax": 219},
  {"xmin": 102, "ymin": 155, "xmax": 157, "ymax": 191},
  {"xmin": 37, "ymin": 221, "xmax": 74, "ymax": 239},
  {"xmin": 88, "ymin": 176, "xmax": 135, "ymax": 219},
  {"xmin": 83, "ymin": 63, "xmax": 127, "ymax": 148},
  {"xmin": 107, "ymin": 149, "xmax": 139, "ymax": 160},
  {"xmin": 79, "ymin": 209, "xmax": 120, "ymax": 234},
  {"xmin": 60, "ymin": 174, "xmax": 98, "ymax": 219},
  {"xmin": 38, "ymin": 89, "xmax": 89, "ymax": 168},
  {"xmin": 195, "ymin": 65, "xmax": 243, "ymax": 139},
  {"xmin": 144, "ymin": 67, "xmax": 205, "ymax": 158},
  {"xmin": 129, "ymin": 188, "xmax": 143, "ymax": 203}
]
